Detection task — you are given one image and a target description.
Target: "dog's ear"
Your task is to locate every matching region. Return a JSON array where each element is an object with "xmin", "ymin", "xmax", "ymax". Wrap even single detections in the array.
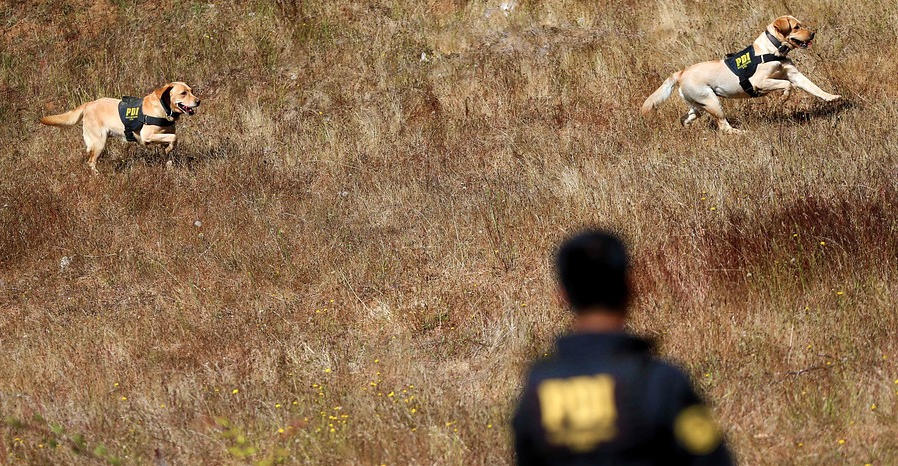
[
  {"xmin": 154, "ymin": 83, "xmax": 174, "ymax": 105},
  {"xmin": 773, "ymin": 16, "xmax": 794, "ymax": 36}
]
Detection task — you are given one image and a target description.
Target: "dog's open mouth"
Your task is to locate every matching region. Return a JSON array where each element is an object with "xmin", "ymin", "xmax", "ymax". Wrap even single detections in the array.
[{"xmin": 177, "ymin": 102, "xmax": 197, "ymax": 115}]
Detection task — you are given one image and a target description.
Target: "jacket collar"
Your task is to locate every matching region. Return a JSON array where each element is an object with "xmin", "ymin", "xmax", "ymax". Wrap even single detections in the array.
[{"xmin": 555, "ymin": 332, "xmax": 654, "ymax": 359}]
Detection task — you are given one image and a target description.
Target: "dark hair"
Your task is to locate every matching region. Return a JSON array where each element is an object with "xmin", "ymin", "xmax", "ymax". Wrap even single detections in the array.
[{"xmin": 555, "ymin": 229, "xmax": 630, "ymax": 313}]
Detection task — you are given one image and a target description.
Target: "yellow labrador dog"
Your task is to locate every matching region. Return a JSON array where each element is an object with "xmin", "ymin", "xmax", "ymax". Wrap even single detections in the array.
[
  {"xmin": 41, "ymin": 82, "xmax": 200, "ymax": 173},
  {"xmin": 641, "ymin": 16, "xmax": 840, "ymax": 133}
]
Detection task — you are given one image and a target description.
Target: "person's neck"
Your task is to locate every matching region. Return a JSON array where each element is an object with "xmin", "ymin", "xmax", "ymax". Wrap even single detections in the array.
[{"xmin": 572, "ymin": 308, "xmax": 626, "ymax": 334}]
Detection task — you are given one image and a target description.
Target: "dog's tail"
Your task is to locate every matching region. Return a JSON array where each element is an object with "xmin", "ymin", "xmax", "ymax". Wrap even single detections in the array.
[
  {"xmin": 641, "ymin": 71, "xmax": 682, "ymax": 115},
  {"xmin": 40, "ymin": 103, "xmax": 87, "ymax": 127}
]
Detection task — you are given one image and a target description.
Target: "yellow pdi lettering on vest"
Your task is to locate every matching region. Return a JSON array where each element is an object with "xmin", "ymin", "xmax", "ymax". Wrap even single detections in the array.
[
  {"xmin": 735, "ymin": 52, "xmax": 751, "ymax": 69},
  {"xmin": 125, "ymin": 107, "xmax": 139, "ymax": 119},
  {"xmin": 538, "ymin": 374, "xmax": 618, "ymax": 451}
]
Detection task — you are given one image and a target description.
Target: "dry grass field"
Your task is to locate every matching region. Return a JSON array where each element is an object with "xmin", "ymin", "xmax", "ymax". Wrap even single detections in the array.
[{"xmin": 1, "ymin": 0, "xmax": 896, "ymax": 464}]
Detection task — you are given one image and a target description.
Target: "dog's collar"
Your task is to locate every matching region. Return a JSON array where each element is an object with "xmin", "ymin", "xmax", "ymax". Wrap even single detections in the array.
[
  {"xmin": 766, "ymin": 30, "xmax": 793, "ymax": 56},
  {"xmin": 159, "ymin": 98, "xmax": 177, "ymax": 122}
]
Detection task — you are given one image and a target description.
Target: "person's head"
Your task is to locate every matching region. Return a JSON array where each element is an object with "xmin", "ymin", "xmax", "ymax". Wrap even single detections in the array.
[{"xmin": 555, "ymin": 229, "xmax": 630, "ymax": 315}]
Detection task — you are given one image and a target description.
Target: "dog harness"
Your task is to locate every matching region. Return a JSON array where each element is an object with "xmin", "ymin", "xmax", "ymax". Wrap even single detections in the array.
[
  {"xmin": 117, "ymin": 96, "xmax": 176, "ymax": 142},
  {"xmin": 724, "ymin": 31, "xmax": 791, "ymax": 97}
]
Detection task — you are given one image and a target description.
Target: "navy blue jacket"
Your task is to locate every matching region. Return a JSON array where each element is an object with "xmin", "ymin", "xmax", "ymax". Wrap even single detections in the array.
[{"xmin": 513, "ymin": 333, "xmax": 734, "ymax": 466}]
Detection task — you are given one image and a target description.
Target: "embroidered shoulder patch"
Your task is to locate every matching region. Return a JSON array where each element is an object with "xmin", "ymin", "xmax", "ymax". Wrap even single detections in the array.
[{"xmin": 674, "ymin": 404, "xmax": 722, "ymax": 455}]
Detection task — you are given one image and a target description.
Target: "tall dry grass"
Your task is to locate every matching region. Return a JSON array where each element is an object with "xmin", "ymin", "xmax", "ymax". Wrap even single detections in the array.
[{"xmin": 0, "ymin": 0, "xmax": 896, "ymax": 464}]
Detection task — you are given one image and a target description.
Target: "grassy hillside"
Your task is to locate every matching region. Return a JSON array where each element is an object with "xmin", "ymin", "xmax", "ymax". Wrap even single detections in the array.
[{"xmin": 1, "ymin": 0, "xmax": 896, "ymax": 464}]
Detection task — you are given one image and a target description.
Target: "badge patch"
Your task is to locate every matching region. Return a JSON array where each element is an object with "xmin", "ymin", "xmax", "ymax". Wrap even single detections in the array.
[{"xmin": 674, "ymin": 405, "xmax": 723, "ymax": 455}]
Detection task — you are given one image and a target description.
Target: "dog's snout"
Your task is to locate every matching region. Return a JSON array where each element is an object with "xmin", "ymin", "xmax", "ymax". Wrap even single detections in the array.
[{"xmin": 195, "ymin": 99, "xmax": 201, "ymax": 106}]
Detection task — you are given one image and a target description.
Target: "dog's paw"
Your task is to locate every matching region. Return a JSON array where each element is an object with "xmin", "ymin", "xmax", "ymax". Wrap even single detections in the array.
[
  {"xmin": 825, "ymin": 94, "xmax": 842, "ymax": 102},
  {"xmin": 723, "ymin": 127, "xmax": 746, "ymax": 135},
  {"xmin": 780, "ymin": 88, "xmax": 792, "ymax": 103}
]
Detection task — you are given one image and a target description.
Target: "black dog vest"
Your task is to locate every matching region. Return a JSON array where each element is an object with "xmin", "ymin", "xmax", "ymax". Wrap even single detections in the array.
[
  {"xmin": 724, "ymin": 31, "xmax": 790, "ymax": 97},
  {"xmin": 117, "ymin": 96, "xmax": 176, "ymax": 142}
]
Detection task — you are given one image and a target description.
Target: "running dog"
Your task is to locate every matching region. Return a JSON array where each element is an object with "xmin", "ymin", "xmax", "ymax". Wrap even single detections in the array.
[
  {"xmin": 641, "ymin": 16, "xmax": 841, "ymax": 133},
  {"xmin": 40, "ymin": 82, "xmax": 200, "ymax": 173}
]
